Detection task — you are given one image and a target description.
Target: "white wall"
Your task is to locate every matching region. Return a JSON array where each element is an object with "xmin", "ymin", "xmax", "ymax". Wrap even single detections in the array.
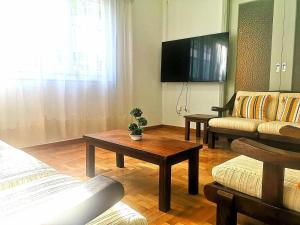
[
  {"xmin": 132, "ymin": 0, "xmax": 163, "ymax": 126},
  {"xmin": 162, "ymin": 0, "xmax": 228, "ymax": 127}
]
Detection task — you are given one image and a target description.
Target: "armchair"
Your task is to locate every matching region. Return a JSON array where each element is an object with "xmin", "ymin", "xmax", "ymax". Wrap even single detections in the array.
[{"xmin": 204, "ymin": 126, "xmax": 300, "ymax": 225}]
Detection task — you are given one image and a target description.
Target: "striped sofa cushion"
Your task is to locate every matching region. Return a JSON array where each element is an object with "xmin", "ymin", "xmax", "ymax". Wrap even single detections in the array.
[
  {"xmin": 233, "ymin": 95, "xmax": 271, "ymax": 121},
  {"xmin": 279, "ymin": 97, "xmax": 300, "ymax": 123}
]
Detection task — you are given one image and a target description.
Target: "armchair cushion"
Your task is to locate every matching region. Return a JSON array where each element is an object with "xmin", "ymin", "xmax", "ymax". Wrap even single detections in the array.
[
  {"xmin": 258, "ymin": 121, "xmax": 300, "ymax": 135},
  {"xmin": 212, "ymin": 155, "xmax": 300, "ymax": 212},
  {"xmin": 209, "ymin": 117, "xmax": 263, "ymax": 132},
  {"xmin": 87, "ymin": 202, "xmax": 147, "ymax": 225},
  {"xmin": 233, "ymin": 91, "xmax": 280, "ymax": 121}
]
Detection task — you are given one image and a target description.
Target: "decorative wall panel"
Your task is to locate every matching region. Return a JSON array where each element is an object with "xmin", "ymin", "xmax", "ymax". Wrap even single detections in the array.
[
  {"xmin": 292, "ymin": 1, "xmax": 300, "ymax": 92},
  {"xmin": 235, "ymin": 0, "xmax": 274, "ymax": 91}
]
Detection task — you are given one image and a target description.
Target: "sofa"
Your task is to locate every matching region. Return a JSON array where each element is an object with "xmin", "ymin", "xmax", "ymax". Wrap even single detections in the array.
[
  {"xmin": 0, "ymin": 140, "xmax": 147, "ymax": 225},
  {"xmin": 208, "ymin": 91, "xmax": 300, "ymax": 151},
  {"xmin": 204, "ymin": 126, "xmax": 300, "ymax": 225}
]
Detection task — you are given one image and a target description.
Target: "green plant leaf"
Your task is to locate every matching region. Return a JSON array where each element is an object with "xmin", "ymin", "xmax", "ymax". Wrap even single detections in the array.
[
  {"xmin": 130, "ymin": 108, "xmax": 143, "ymax": 117},
  {"xmin": 128, "ymin": 123, "xmax": 138, "ymax": 131},
  {"xmin": 137, "ymin": 117, "xmax": 148, "ymax": 126}
]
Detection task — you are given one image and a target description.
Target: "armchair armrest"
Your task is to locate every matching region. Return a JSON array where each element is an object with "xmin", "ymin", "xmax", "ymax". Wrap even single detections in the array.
[
  {"xmin": 231, "ymin": 138, "xmax": 300, "ymax": 170},
  {"xmin": 48, "ymin": 175, "xmax": 124, "ymax": 225},
  {"xmin": 211, "ymin": 93, "xmax": 236, "ymax": 117},
  {"xmin": 279, "ymin": 125, "xmax": 300, "ymax": 139}
]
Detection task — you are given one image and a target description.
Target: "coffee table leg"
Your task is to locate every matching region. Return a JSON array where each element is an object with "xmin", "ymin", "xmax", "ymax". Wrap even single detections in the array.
[
  {"xmin": 86, "ymin": 144, "xmax": 95, "ymax": 177},
  {"xmin": 185, "ymin": 119, "xmax": 190, "ymax": 140},
  {"xmin": 116, "ymin": 153, "xmax": 124, "ymax": 168},
  {"xmin": 188, "ymin": 149, "xmax": 199, "ymax": 195},
  {"xmin": 159, "ymin": 160, "xmax": 171, "ymax": 212}
]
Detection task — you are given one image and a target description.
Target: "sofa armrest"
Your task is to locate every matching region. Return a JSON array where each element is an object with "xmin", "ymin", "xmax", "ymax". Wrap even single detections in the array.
[
  {"xmin": 231, "ymin": 138, "xmax": 300, "ymax": 170},
  {"xmin": 47, "ymin": 175, "xmax": 124, "ymax": 225},
  {"xmin": 211, "ymin": 93, "xmax": 236, "ymax": 117}
]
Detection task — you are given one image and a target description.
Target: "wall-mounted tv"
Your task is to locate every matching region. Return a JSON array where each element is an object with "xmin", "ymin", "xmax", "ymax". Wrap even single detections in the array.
[{"xmin": 161, "ymin": 32, "xmax": 229, "ymax": 82}]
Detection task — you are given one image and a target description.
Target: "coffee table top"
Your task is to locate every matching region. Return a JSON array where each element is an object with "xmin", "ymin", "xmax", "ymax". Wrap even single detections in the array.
[
  {"xmin": 184, "ymin": 114, "xmax": 217, "ymax": 120},
  {"xmin": 83, "ymin": 130, "xmax": 201, "ymax": 158}
]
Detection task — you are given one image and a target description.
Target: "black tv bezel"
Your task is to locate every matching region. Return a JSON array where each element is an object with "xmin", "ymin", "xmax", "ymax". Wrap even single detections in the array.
[{"xmin": 160, "ymin": 32, "xmax": 229, "ymax": 83}]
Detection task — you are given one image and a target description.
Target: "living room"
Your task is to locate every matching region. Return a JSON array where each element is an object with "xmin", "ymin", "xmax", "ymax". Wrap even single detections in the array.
[{"xmin": 0, "ymin": 0, "xmax": 299, "ymax": 224}]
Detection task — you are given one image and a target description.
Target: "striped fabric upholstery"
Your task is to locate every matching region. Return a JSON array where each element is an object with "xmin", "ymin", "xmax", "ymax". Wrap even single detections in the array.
[
  {"xmin": 279, "ymin": 97, "xmax": 300, "ymax": 123},
  {"xmin": 233, "ymin": 95, "xmax": 271, "ymax": 120}
]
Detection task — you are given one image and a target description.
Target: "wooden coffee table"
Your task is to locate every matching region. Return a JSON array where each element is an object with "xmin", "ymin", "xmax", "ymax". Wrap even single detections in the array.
[{"xmin": 83, "ymin": 130, "xmax": 202, "ymax": 212}]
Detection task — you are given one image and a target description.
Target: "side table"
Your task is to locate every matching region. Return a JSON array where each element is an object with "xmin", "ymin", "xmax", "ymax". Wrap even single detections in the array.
[{"xmin": 184, "ymin": 114, "xmax": 217, "ymax": 143}]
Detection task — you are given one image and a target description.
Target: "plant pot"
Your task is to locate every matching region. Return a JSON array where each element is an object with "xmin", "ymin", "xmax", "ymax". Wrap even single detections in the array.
[{"xmin": 129, "ymin": 134, "xmax": 142, "ymax": 141}]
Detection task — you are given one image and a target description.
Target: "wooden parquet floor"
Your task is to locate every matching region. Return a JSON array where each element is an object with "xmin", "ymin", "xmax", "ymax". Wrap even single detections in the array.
[{"xmin": 22, "ymin": 127, "xmax": 256, "ymax": 225}]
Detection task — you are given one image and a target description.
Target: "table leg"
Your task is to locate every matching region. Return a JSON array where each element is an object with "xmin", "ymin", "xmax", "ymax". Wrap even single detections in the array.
[
  {"xmin": 116, "ymin": 153, "xmax": 124, "ymax": 168},
  {"xmin": 185, "ymin": 119, "xmax": 190, "ymax": 140},
  {"xmin": 86, "ymin": 144, "xmax": 95, "ymax": 177},
  {"xmin": 204, "ymin": 122, "xmax": 208, "ymax": 144},
  {"xmin": 159, "ymin": 160, "xmax": 171, "ymax": 212},
  {"xmin": 196, "ymin": 122, "xmax": 201, "ymax": 138},
  {"xmin": 188, "ymin": 149, "xmax": 199, "ymax": 195}
]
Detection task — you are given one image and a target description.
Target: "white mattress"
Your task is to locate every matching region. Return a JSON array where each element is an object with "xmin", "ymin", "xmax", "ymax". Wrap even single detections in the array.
[{"xmin": 212, "ymin": 155, "xmax": 300, "ymax": 212}]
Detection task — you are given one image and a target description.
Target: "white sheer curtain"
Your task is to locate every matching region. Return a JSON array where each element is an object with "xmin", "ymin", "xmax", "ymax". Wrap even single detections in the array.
[{"xmin": 0, "ymin": 0, "xmax": 133, "ymax": 147}]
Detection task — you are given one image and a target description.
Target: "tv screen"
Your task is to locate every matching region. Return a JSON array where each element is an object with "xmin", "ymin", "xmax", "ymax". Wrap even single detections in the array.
[{"xmin": 161, "ymin": 32, "xmax": 229, "ymax": 82}]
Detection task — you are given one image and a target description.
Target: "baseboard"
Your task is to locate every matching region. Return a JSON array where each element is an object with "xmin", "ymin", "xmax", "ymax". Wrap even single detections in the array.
[{"xmin": 22, "ymin": 138, "xmax": 84, "ymax": 151}]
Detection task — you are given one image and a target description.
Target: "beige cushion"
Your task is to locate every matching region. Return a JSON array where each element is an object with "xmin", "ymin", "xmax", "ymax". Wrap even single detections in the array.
[
  {"xmin": 276, "ymin": 93, "xmax": 300, "ymax": 120},
  {"xmin": 234, "ymin": 91, "xmax": 280, "ymax": 121},
  {"xmin": 212, "ymin": 155, "xmax": 300, "ymax": 213},
  {"xmin": 209, "ymin": 117, "xmax": 263, "ymax": 132},
  {"xmin": 258, "ymin": 121, "xmax": 300, "ymax": 135},
  {"xmin": 87, "ymin": 201, "xmax": 147, "ymax": 225}
]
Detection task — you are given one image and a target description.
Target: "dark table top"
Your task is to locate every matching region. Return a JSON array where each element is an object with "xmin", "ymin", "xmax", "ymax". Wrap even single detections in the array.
[{"xmin": 83, "ymin": 130, "xmax": 202, "ymax": 158}]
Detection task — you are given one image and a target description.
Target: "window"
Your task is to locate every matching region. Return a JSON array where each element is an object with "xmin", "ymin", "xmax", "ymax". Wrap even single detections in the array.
[{"xmin": 0, "ymin": 0, "xmax": 106, "ymax": 80}]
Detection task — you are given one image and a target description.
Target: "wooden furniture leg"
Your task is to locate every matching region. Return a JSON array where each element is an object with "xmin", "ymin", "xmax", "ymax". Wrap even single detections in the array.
[
  {"xmin": 208, "ymin": 131, "xmax": 215, "ymax": 149},
  {"xmin": 196, "ymin": 122, "xmax": 201, "ymax": 138},
  {"xmin": 217, "ymin": 190, "xmax": 237, "ymax": 225},
  {"xmin": 188, "ymin": 149, "xmax": 199, "ymax": 195},
  {"xmin": 204, "ymin": 121, "xmax": 208, "ymax": 144},
  {"xmin": 86, "ymin": 144, "xmax": 95, "ymax": 177},
  {"xmin": 185, "ymin": 119, "xmax": 190, "ymax": 140},
  {"xmin": 159, "ymin": 160, "xmax": 171, "ymax": 212},
  {"xmin": 116, "ymin": 153, "xmax": 124, "ymax": 168}
]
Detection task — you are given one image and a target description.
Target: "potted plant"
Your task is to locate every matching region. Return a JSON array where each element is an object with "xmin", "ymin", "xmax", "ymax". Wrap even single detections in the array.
[{"xmin": 128, "ymin": 108, "xmax": 148, "ymax": 141}]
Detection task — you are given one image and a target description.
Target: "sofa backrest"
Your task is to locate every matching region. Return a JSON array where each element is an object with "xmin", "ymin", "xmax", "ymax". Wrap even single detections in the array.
[
  {"xmin": 276, "ymin": 93, "xmax": 300, "ymax": 120},
  {"xmin": 234, "ymin": 91, "xmax": 280, "ymax": 121}
]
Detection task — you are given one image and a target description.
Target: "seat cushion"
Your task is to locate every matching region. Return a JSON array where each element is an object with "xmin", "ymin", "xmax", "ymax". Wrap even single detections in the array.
[
  {"xmin": 212, "ymin": 155, "xmax": 300, "ymax": 213},
  {"xmin": 87, "ymin": 202, "xmax": 147, "ymax": 225},
  {"xmin": 209, "ymin": 117, "xmax": 263, "ymax": 132},
  {"xmin": 233, "ymin": 91, "xmax": 280, "ymax": 121},
  {"xmin": 258, "ymin": 121, "xmax": 300, "ymax": 135}
]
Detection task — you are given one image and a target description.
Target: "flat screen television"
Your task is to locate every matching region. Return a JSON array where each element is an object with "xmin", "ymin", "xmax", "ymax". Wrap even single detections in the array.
[{"xmin": 161, "ymin": 32, "xmax": 229, "ymax": 82}]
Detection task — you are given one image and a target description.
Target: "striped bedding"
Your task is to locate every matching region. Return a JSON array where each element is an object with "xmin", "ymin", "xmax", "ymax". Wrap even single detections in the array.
[{"xmin": 0, "ymin": 140, "xmax": 147, "ymax": 225}]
